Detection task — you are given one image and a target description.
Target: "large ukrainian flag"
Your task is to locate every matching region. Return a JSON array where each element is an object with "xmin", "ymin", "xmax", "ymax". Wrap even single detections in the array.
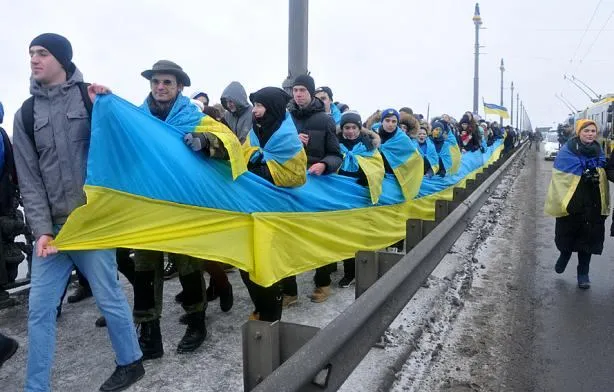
[
  {"xmin": 545, "ymin": 140, "xmax": 609, "ymax": 217},
  {"xmin": 54, "ymin": 95, "xmax": 505, "ymax": 286}
]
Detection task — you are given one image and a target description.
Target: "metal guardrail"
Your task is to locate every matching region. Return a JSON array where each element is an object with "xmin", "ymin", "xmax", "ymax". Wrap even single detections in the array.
[{"xmin": 244, "ymin": 142, "xmax": 527, "ymax": 392}]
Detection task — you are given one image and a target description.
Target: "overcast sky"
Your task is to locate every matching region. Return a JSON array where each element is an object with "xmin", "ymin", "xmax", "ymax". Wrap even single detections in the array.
[{"xmin": 2, "ymin": 0, "xmax": 613, "ymax": 134}]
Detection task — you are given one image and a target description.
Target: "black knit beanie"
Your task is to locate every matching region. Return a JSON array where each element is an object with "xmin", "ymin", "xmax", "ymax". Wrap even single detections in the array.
[
  {"xmin": 30, "ymin": 33, "xmax": 75, "ymax": 73},
  {"xmin": 292, "ymin": 74, "xmax": 315, "ymax": 96}
]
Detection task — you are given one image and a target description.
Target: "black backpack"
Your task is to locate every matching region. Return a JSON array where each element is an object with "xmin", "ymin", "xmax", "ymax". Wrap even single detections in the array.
[
  {"xmin": 0, "ymin": 127, "xmax": 17, "ymax": 216},
  {"xmin": 20, "ymin": 82, "xmax": 92, "ymax": 149}
]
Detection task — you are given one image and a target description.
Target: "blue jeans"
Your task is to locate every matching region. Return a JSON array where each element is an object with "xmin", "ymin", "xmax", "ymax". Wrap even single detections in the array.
[{"xmin": 25, "ymin": 248, "xmax": 142, "ymax": 392}]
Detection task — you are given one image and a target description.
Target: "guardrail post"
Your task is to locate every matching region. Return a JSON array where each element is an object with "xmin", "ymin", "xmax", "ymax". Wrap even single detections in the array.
[
  {"xmin": 434, "ymin": 200, "xmax": 449, "ymax": 223},
  {"xmin": 355, "ymin": 251, "xmax": 378, "ymax": 299},
  {"xmin": 448, "ymin": 188, "xmax": 465, "ymax": 211},
  {"xmin": 465, "ymin": 178, "xmax": 476, "ymax": 193},
  {"xmin": 243, "ymin": 320, "xmax": 280, "ymax": 391},
  {"xmin": 243, "ymin": 321, "xmax": 320, "ymax": 391},
  {"xmin": 422, "ymin": 219, "xmax": 436, "ymax": 236},
  {"xmin": 405, "ymin": 219, "xmax": 423, "ymax": 252},
  {"xmin": 355, "ymin": 251, "xmax": 404, "ymax": 298}
]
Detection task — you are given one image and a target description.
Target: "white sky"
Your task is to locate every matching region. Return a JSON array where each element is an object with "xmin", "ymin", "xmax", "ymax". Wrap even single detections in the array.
[{"xmin": 1, "ymin": 0, "xmax": 613, "ymax": 134}]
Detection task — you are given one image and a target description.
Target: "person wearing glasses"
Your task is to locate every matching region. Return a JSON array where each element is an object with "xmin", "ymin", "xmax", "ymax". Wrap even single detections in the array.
[{"xmin": 134, "ymin": 60, "xmax": 208, "ymax": 359}]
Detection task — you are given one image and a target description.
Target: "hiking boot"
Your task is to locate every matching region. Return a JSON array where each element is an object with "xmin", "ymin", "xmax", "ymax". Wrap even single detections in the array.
[
  {"xmin": 177, "ymin": 312, "xmax": 207, "ymax": 353},
  {"xmin": 248, "ymin": 312, "xmax": 260, "ymax": 321},
  {"xmin": 282, "ymin": 294, "xmax": 298, "ymax": 308},
  {"xmin": 138, "ymin": 319, "xmax": 163, "ymax": 360},
  {"xmin": 338, "ymin": 276, "xmax": 355, "ymax": 288},
  {"xmin": 95, "ymin": 316, "xmax": 107, "ymax": 328},
  {"xmin": 578, "ymin": 275, "xmax": 591, "ymax": 290},
  {"xmin": 206, "ymin": 285, "xmax": 219, "ymax": 301},
  {"xmin": 309, "ymin": 286, "xmax": 331, "ymax": 303},
  {"xmin": 67, "ymin": 286, "xmax": 92, "ymax": 303},
  {"xmin": 163, "ymin": 261, "xmax": 178, "ymax": 280},
  {"xmin": 219, "ymin": 284, "xmax": 233, "ymax": 312},
  {"xmin": 175, "ymin": 291, "xmax": 184, "ymax": 304},
  {"xmin": 0, "ymin": 290, "xmax": 17, "ymax": 310},
  {"xmin": 99, "ymin": 357, "xmax": 145, "ymax": 392},
  {"xmin": 0, "ymin": 335, "xmax": 18, "ymax": 367}
]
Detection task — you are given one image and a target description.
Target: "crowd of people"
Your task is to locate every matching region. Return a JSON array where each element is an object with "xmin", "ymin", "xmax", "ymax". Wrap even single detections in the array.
[{"xmin": 0, "ymin": 33, "xmax": 521, "ymax": 391}]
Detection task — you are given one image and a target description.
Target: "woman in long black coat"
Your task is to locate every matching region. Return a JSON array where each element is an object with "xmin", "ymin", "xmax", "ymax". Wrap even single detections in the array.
[{"xmin": 546, "ymin": 119, "xmax": 610, "ymax": 289}]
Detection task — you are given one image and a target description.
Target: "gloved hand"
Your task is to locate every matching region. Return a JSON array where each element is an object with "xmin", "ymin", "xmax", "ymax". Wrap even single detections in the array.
[{"xmin": 183, "ymin": 133, "xmax": 209, "ymax": 152}]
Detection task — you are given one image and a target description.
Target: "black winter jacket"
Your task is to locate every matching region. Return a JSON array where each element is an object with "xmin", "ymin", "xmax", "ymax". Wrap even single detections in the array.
[{"xmin": 288, "ymin": 99, "xmax": 342, "ymax": 174}]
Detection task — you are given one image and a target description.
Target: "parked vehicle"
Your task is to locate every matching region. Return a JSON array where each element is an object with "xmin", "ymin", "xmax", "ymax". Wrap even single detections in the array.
[{"xmin": 544, "ymin": 132, "xmax": 559, "ymax": 160}]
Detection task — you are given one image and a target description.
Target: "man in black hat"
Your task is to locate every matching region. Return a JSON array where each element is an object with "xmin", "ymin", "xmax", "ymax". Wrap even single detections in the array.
[
  {"xmin": 13, "ymin": 33, "xmax": 145, "ymax": 392},
  {"xmin": 132, "ymin": 60, "xmax": 208, "ymax": 360},
  {"xmin": 283, "ymin": 75, "xmax": 343, "ymax": 305}
]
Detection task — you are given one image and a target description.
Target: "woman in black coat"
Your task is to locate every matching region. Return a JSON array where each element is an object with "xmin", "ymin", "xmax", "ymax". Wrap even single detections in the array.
[{"xmin": 546, "ymin": 120, "xmax": 609, "ymax": 289}]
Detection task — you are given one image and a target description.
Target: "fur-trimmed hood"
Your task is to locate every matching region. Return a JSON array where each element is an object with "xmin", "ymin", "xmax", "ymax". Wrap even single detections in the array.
[
  {"xmin": 337, "ymin": 127, "xmax": 381, "ymax": 150},
  {"xmin": 399, "ymin": 112, "xmax": 421, "ymax": 138}
]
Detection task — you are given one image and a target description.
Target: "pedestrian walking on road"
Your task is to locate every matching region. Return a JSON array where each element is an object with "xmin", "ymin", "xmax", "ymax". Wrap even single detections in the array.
[
  {"xmin": 13, "ymin": 33, "xmax": 144, "ymax": 391},
  {"xmin": 545, "ymin": 119, "xmax": 610, "ymax": 289}
]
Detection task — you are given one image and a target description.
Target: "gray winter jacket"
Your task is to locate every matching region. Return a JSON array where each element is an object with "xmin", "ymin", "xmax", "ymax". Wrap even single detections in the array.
[
  {"xmin": 13, "ymin": 69, "xmax": 91, "ymax": 239},
  {"xmin": 221, "ymin": 81, "xmax": 253, "ymax": 143}
]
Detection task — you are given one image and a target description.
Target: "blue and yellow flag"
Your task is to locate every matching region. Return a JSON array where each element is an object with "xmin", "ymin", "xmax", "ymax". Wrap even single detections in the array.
[
  {"xmin": 483, "ymin": 102, "xmax": 510, "ymax": 119},
  {"xmin": 437, "ymin": 135, "xmax": 462, "ymax": 175},
  {"xmin": 53, "ymin": 95, "xmax": 505, "ymax": 287},
  {"xmin": 378, "ymin": 128, "xmax": 424, "ymax": 201},
  {"xmin": 545, "ymin": 141, "xmax": 610, "ymax": 217},
  {"xmin": 244, "ymin": 113, "xmax": 307, "ymax": 188},
  {"xmin": 339, "ymin": 142, "xmax": 385, "ymax": 204},
  {"xmin": 415, "ymin": 138, "xmax": 440, "ymax": 174}
]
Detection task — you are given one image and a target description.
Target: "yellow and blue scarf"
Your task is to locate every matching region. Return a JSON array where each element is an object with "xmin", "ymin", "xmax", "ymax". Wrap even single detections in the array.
[{"xmin": 243, "ymin": 113, "xmax": 306, "ymax": 188}]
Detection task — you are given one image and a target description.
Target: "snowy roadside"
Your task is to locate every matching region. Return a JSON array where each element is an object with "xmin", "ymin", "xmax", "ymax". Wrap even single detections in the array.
[{"xmin": 339, "ymin": 150, "xmax": 527, "ymax": 392}]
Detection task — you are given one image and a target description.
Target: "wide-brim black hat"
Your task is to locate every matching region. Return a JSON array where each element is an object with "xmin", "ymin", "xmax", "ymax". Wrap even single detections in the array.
[{"xmin": 141, "ymin": 60, "xmax": 191, "ymax": 86}]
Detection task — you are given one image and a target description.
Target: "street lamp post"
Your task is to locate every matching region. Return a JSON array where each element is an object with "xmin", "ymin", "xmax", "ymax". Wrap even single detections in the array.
[
  {"xmin": 499, "ymin": 58, "xmax": 505, "ymax": 125},
  {"xmin": 282, "ymin": 0, "xmax": 309, "ymax": 92},
  {"xmin": 510, "ymin": 81, "xmax": 514, "ymax": 129},
  {"xmin": 516, "ymin": 93, "xmax": 519, "ymax": 129},
  {"xmin": 472, "ymin": 3, "xmax": 482, "ymax": 114}
]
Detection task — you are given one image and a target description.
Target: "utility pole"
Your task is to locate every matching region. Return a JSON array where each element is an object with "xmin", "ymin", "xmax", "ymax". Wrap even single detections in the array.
[
  {"xmin": 520, "ymin": 101, "xmax": 524, "ymax": 131},
  {"xmin": 282, "ymin": 0, "xmax": 309, "ymax": 92},
  {"xmin": 499, "ymin": 58, "xmax": 505, "ymax": 125},
  {"xmin": 510, "ymin": 81, "xmax": 514, "ymax": 129},
  {"xmin": 516, "ymin": 93, "xmax": 519, "ymax": 129},
  {"xmin": 472, "ymin": 3, "xmax": 482, "ymax": 114}
]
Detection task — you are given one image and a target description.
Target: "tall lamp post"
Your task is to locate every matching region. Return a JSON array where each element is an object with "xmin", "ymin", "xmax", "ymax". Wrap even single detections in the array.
[
  {"xmin": 472, "ymin": 3, "xmax": 482, "ymax": 114},
  {"xmin": 499, "ymin": 58, "xmax": 505, "ymax": 125},
  {"xmin": 282, "ymin": 0, "xmax": 309, "ymax": 92},
  {"xmin": 510, "ymin": 81, "xmax": 514, "ymax": 128},
  {"xmin": 516, "ymin": 93, "xmax": 520, "ymax": 129}
]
